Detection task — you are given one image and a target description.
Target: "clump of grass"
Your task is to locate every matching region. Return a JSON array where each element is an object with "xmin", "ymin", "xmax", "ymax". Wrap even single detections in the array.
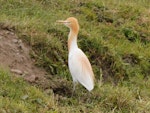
[
  {"xmin": 0, "ymin": 68, "xmax": 57, "ymax": 112},
  {"xmin": 123, "ymin": 27, "xmax": 140, "ymax": 42}
]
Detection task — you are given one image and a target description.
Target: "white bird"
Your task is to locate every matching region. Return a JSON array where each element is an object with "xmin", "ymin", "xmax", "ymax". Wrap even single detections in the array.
[{"xmin": 57, "ymin": 17, "xmax": 94, "ymax": 92}]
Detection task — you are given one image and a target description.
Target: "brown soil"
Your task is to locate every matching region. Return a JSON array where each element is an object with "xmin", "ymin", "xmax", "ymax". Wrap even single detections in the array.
[
  {"xmin": 0, "ymin": 26, "xmax": 72, "ymax": 96},
  {"xmin": 0, "ymin": 27, "xmax": 50, "ymax": 86}
]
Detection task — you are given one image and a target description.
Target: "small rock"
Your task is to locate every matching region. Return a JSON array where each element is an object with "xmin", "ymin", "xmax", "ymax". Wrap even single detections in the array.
[
  {"xmin": 18, "ymin": 39, "xmax": 22, "ymax": 43},
  {"xmin": 11, "ymin": 69, "xmax": 23, "ymax": 75},
  {"xmin": 5, "ymin": 31, "xmax": 10, "ymax": 34},
  {"xmin": 12, "ymin": 39, "xmax": 18, "ymax": 43},
  {"xmin": 16, "ymin": 52, "xmax": 20, "ymax": 55},
  {"xmin": 24, "ymin": 75, "xmax": 37, "ymax": 82},
  {"xmin": 23, "ymin": 71, "xmax": 28, "ymax": 75},
  {"xmin": 9, "ymin": 32, "xmax": 15, "ymax": 35}
]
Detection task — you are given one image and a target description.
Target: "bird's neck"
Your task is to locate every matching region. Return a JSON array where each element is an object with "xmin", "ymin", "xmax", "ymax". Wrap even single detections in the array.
[{"xmin": 68, "ymin": 29, "xmax": 78, "ymax": 52}]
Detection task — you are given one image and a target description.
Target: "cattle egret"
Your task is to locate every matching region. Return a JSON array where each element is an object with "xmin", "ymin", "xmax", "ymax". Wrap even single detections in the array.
[{"xmin": 57, "ymin": 17, "xmax": 94, "ymax": 92}]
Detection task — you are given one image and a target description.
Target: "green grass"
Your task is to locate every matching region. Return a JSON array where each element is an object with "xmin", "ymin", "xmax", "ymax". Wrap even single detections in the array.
[
  {"xmin": 0, "ymin": 68, "xmax": 150, "ymax": 113},
  {"xmin": 0, "ymin": 0, "xmax": 150, "ymax": 112},
  {"xmin": 0, "ymin": 68, "xmax": 57, "ymax": 112}
]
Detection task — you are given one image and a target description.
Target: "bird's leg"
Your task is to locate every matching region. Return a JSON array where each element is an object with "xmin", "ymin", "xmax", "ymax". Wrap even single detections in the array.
[
  {"xmin": 72, "ymin": 82, "xmax": 77, "ymax": 97},
  {"xmin": 86, "ymin": 91, "xmax": 93, "ymax": 103}
]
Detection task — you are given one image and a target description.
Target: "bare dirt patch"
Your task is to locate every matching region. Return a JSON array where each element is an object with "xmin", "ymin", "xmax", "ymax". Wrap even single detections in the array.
[
  {"xmin": 0, "ymin": 25, "xmax": 72, "ymax": 96},
  {"xmin": 0, "ymin": 27, "xmax": 50, "ymax": 86}
]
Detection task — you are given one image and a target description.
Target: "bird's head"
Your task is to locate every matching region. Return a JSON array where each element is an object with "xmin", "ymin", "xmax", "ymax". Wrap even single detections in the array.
[{"xmin": 57, "ymin": 17, "xmax": 79, "ymax": 34}]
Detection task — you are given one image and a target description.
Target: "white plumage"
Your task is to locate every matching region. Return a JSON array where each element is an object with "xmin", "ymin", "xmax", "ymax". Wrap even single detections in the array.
[
  {"xmin": 57, "ymin": 17, "xmax": 94, "ymax": 91},
  {"xmin": 69, "ymin": 48, "xmax": 94, "ymax": 91}
]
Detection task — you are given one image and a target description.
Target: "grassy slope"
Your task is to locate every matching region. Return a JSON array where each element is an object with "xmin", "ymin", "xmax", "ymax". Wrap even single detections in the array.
[
  {"xmin": 0, "ymin": 0, "xmax": 150, "ymax": 112},
  {"xmin": 0, "ymin": 68, "xmax": 57, "ymax": 113}
]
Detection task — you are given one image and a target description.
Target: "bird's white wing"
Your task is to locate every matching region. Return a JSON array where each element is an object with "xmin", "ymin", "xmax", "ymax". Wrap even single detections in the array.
[{"xmin": 69, "ymin": 48, "xmax": 94, "ymax": 91}]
